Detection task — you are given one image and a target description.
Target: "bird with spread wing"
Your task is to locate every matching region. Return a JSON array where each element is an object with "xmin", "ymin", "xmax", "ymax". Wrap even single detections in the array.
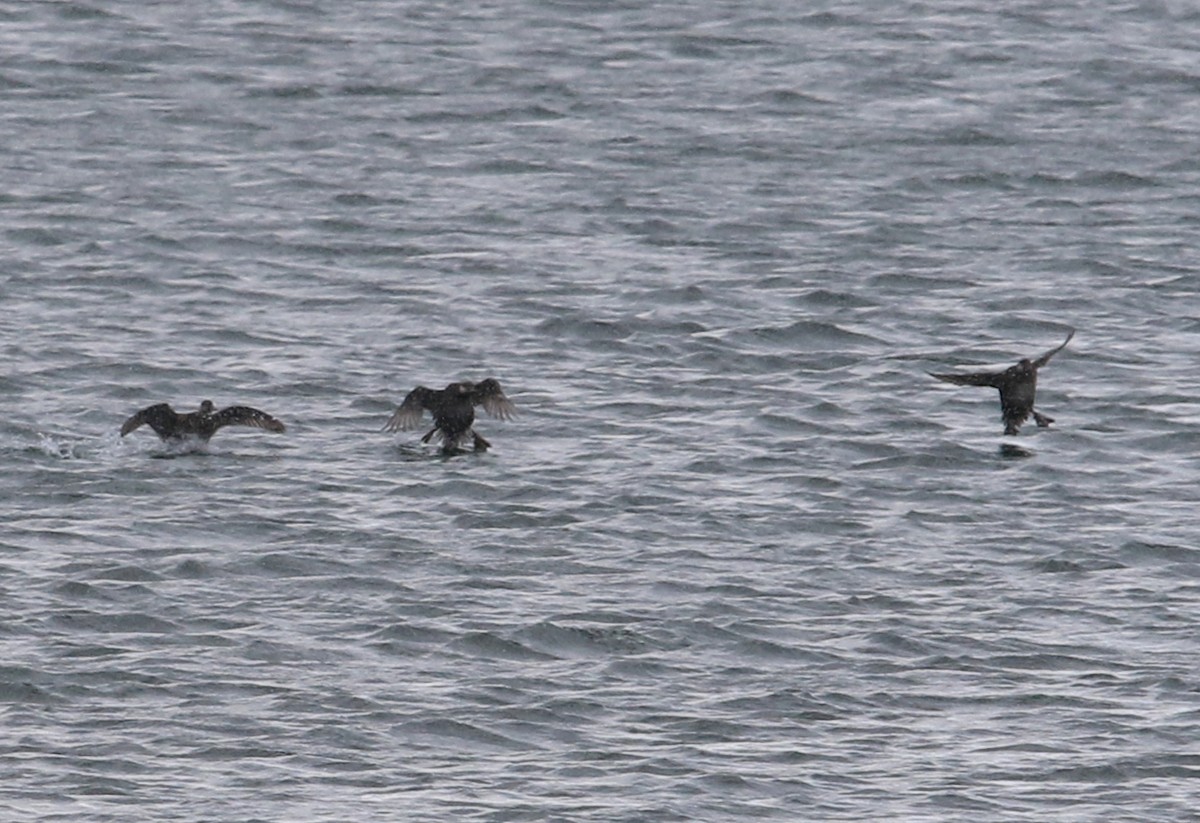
[
  {"xmin": 384, "ymin": 378, "xmax": 515, "ymax": 454},
  {"xmin": 120, "ymin": 400, "xmax": 286, "ymax": 443},
  {"xmin": 929, "ymin": 330, "xmax": 1074, "ymax": 435}
]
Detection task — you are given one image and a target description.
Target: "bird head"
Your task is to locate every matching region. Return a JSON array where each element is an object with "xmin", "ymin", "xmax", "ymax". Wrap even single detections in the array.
[{"xmin": 199, "ymin": 400, "xmax": 215, "ymax": 414}]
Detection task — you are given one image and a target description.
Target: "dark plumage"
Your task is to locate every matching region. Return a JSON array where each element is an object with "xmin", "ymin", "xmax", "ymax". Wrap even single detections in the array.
[
  {"xmin": 929, "ymin": 330, "xmax": 1074, "ymax": 435},
  {"xmin": 384, "ymin": 378, "xmax": 515, "ymax": 454},
  {"xmin": 120, "ymin": 400, "xmax": 286, "ymax": 443}
]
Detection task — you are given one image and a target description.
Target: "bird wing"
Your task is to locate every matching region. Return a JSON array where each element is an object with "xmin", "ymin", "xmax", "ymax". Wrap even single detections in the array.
[
  {"xmin": 928, "ymin": 370, "xmax": 1004, "ymax": 388},
  {"xmin": 472, "ymin": 378, "xmax": 516, "ymax": 420},
  {"xmin": 211, "ymin": 406, "xmax": 286, "ymax": 433},
  {"xmin": 120, "ymin": 404, "xmax": 174, "ymax": 437},
  {"xmin": 384, "ymin": 386, "xmax": 436, "ymax": 432},
  {"xmin": 1031, "ymin": 329, "xmax": 1075, "ymax": 368}
]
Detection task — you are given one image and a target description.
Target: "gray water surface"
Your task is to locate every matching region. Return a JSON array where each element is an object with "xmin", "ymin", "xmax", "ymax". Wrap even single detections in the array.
[{"xmin": 3, "ymin": 1, "xmax": 1199, "ymax": 820}]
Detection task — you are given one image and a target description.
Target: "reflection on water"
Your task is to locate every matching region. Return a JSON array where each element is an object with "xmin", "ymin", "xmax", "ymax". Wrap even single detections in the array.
[{"xmin": 998, "ymin": 442, "xmax": 1035, "ymax": 459}]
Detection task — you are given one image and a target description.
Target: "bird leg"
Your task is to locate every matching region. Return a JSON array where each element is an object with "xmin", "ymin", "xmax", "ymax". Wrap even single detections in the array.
[{"xmin": 1032, "ymin": 411, "xmax": 1055, "ymax": 427}]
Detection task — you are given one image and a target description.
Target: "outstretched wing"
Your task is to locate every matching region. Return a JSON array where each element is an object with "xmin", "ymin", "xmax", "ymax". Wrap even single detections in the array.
[
  {"xmin": 212, "ymin": 406, "xmax": 286, "ymax": 433},
  {"xmin": 928, "ymin": 370, "xmax": 1004, "ymax": 389},
  {"xmin": 471, "ymin": 378, "xmax": 516, "ymax": 420},
  {"xmin": 1031, "ymin": 329, "xmax": 1075, "ymax": 368},
  {"xmin": 120, "ymin": 403, "xmax": 175, "ymax": 437},
  {"xmin": 384, "ymin": 386, "xmax": 436, "ymax": 432}
]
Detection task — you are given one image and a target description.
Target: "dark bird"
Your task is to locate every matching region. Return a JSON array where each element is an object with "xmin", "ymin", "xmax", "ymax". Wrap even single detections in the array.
[
  {"xmin": 384, "ymin": 378, "xmax": 515, "ymax": 454},
  {"xmin": 120, "ymin": 400, "xmax": 286, "ymax": 443},
  {"xmin": 929, "ymin": 330, "xmax": 1074, "ymax": 435}
]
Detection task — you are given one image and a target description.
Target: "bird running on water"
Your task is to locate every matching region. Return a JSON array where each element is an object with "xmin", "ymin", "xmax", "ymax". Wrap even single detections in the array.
[
  {"xmin": 384, "ymin": 378, "xmax": 515, "ymax": 454},
  {"xmin": 120, "ymin": 400, "xmax": 286, "ymax": 443},
  {"xmin": 929, "ymin": 330, "xmax": 1074, "ymax": 435}
]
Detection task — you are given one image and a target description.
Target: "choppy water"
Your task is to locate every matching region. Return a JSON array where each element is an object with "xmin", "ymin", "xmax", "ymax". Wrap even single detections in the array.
[{"xmin": 3, "ymin": 1, "xmax": 1200, "ymax": 820}]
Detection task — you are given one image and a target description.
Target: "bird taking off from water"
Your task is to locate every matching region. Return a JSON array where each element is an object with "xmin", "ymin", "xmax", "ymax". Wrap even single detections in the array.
[
  {"xmin": 929, "ymin": 330, "xmax": 1074, "ymax": 435},
  {"xmin": 120, "ymin": 400, "xmax": 286, "ymax": 443},
  {"xmin": 384, "ymin": 378, "xmax": 516, "ymax": 454}
]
